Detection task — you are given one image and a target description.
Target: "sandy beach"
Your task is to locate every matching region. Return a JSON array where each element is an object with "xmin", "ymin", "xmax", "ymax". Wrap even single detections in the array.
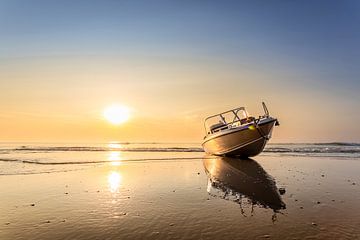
[{"xmin": 1, "ymin": 148, "xmax": 359, "ymax": 240}]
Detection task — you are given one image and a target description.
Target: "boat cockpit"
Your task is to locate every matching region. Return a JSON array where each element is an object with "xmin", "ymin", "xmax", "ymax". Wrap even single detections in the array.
[{"xmin": 204, "ymin": 103, "xmax": 270, "ymax": 136}]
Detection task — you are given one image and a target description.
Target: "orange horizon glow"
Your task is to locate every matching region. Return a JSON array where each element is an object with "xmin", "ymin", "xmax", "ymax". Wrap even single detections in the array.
[{"xmin": 0, "ymin": 58, "xmax": 359, "ymax": 143}]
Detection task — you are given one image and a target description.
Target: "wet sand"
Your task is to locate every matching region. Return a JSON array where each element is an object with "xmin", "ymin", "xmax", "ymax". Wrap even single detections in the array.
[{"xmin": 1, "ymin": 155, "xmax": 359, "ymax": 239}]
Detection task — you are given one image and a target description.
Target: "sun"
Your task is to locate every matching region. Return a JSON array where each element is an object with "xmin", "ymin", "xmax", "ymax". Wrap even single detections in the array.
[{"xmin": 103, "ymin": 105, "xmax": 130, "ymax": 125}]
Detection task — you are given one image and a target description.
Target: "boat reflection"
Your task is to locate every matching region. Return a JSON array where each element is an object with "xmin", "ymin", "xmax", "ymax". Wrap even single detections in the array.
[{"xmin": 203, "ymin": 156, "xmax": 286, "ymax": 212}]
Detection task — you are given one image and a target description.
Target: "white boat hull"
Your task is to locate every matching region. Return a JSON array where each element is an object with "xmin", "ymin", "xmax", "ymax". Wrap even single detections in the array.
[{"xmin": 202, "ymin": 118, "xmax": 276, "ymax": 157}]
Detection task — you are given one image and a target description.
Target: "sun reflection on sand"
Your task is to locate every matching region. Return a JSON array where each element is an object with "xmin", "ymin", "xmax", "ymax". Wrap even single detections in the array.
[{"xmin": 108, "ymin": 171, "xmax": 122, "ymax": 193}]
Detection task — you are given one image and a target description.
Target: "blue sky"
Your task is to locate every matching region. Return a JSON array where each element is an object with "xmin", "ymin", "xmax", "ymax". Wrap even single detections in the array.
[{"xmin": 1, "ymin": 1, "xmax": 359, "ymax": 85}]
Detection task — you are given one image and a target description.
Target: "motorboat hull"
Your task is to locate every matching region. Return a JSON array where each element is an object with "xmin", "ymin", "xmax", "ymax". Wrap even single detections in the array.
[{"xmin": 202, "ymin": 118, "xmax": 277, "ymax": 157}]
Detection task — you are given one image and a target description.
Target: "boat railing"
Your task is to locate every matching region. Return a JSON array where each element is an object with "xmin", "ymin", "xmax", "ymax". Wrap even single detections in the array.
[{"xmin": 204, "ymin": 102, "xmax": 270, "ymax": 135}]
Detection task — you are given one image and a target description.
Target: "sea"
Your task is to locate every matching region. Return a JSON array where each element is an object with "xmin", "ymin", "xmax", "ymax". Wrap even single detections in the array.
[{"xmin": 1, "ymin": 142, "xmax": 360, "ymax": 175}]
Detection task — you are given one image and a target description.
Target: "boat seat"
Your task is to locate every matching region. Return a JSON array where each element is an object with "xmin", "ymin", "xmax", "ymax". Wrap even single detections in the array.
[
  {"xmin": 240, "ymin": 117, "xmax": 255, "ymax": 125},
  {"xmin": 210, "ymin": 122, "xmax": 227, "ymax": 133}
]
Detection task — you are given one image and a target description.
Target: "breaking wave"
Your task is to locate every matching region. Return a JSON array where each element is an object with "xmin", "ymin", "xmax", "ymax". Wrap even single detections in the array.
[
  {"xmin": 0, "ymin": 156, "xmax": 207, "ymax": 166},
  {"xmin": 2, "ymin": 143, "xmax": 358, "ymax": 155},
  {"xmin": 313, "ymin": 142, "xmax": 360, "ymax": 146},
  {"xmin": 1, "ymin": 143, "xmax": 360, "ymax": 160},
  {"xmin": 263, "ymin": 147, "xmax": 360, "ymax": 154}
]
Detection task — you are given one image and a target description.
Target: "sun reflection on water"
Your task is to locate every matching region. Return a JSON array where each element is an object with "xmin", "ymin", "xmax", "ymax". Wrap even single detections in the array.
[
  {"xmin": 108, "ymin": 143, "xmax": 122, "ymax": 149},
  {"xmin": 108, "ymin": 151, "xmax": 122, "ymax": 166},
  {"xmin": 108, "ymin": 171, "xmax": 122, "ymax": 193}
]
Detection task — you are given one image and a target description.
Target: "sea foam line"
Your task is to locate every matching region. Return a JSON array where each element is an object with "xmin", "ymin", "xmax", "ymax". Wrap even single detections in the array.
[{"xmin": 0, "ymin": 156, "xmax": 213, "ymax": 165}]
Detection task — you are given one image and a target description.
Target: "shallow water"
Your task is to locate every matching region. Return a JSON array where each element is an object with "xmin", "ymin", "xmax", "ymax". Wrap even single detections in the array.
[
  {"xmin": 1, "ymin": 142, "xmax": 360, "ymax": 175},
  {"xmin": 1, "ymin": 143, "xmax": 360, "ymax": 239}
]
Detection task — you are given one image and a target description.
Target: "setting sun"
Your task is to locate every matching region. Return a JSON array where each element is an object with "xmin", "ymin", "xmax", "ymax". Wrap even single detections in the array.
[{"xmin": 103, "ymin": 105, "xmax": 130, "ymax": 125}]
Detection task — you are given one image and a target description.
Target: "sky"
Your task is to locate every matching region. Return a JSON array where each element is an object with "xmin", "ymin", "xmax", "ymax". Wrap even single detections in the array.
[{"xmin": 0, "ymin": 0, "xmax": 360, "ymax": 143}]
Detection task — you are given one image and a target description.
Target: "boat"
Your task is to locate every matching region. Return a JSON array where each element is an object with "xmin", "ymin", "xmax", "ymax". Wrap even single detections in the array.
[
  {"xmin": 202, "ymin": 102, "xmax": 279, "ymax": 157},
  {"xmin": 203, "ymin": 156, "xmax": 286, "ymax": 211}
]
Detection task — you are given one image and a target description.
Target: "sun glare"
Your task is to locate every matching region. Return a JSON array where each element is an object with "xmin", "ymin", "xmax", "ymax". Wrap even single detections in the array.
[{"xmin": 103, "ymin": 105, "xmax": 130, "ymax": 125}]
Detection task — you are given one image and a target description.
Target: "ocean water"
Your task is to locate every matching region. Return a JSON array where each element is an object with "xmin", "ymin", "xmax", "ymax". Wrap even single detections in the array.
[{"xmin": 0, "ymin": 142, "xmax": 359, "ymax": 175}]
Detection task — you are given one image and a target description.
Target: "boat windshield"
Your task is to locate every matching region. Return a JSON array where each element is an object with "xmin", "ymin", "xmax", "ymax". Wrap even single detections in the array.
[{"xmin": 204, "ymin": 107, "xmax": 252, "ymax": 135}]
